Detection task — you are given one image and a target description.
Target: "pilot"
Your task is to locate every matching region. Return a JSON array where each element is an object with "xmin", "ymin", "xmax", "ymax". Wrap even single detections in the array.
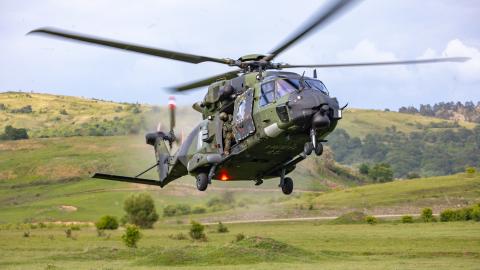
[{"xmin": 220, "ymin": 112, "xmax": 235, "ymax": 155}]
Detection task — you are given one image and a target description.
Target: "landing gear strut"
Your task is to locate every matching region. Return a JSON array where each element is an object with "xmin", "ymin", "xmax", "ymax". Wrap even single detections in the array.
[
  {"xmin": 279, "ymin": 168, "xmax": 293, "ymax": 195},
  {"xmin": 307, "ymin": 129, "xmax": 323, "ymax": 156}
]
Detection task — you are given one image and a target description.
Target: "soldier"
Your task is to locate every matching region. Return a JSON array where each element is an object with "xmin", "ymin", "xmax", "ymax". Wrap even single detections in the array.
[{"xmin": 220, "ymin": 112, "xmax": 235, "ymax": 155}]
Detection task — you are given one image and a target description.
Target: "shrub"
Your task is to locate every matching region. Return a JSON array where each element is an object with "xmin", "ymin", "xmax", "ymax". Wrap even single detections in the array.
[
  {"xmin": 421, "ymin": 208, "xmax": 437, "ymax": 222},
  {"xmin": 401, "ymin": 215, "xmax": 414, "ymax": 223},
  {"xmin": 65, "ymin": 228, "xmax": 72, "ymax": 238},
  {"xmin": 95, "ymin": 215, "xmax": 119, "ymax": 230},
  {"xmin": 465, "ymin": 167, "xmax": 476, "ymax": 174},
  {"xmin": 235, "ymin": 233, "xmax": 245, "ymax": 242},
  {"xmin": 70, "ymin": 225, "xmax": 81, "ymax": 231},
  {"xmin": 163, "ymin": 204, "xmax": 191, "ymax": 217},
  {"xmin": 10, "ymin": 105, "xmax": 32, "ymax": 113},
  {"xmin": 406, "ymin": 172, "xmax": 420, "ymax": 179},
  {"xmin": 440, "ymin": 209, "xmax": 459, "ymax": 222},
  {"xmin": 471, "ymin": 205, "xmax": 480, "ymax": 221},
  {"xmin": 192, "ymin": 206, "xmax": 207, "ymax": 214},
  {"xmin": 217, "ymin": 222, "xmax": 229, "ymax": 233},
  {"xmin": 168, "ymin": 233, "xmax": 187, "ymax": 240},
  {"xmin": 0, "ymin": 125, "xmax": 28, "ymax": 140},
  {"xmin": 189, "ymin": 221, "xmax": 206, "ymax": 241},
  {"xmin": 59, "ymin": 109, "xmax": 68, "ymax": 115},
  {"xmin": 123, "ymin": 193, "xmax": 159, "ymax": 228},
  {"xmin": 23, "ymin": 231, "xmax": 30, "ymax": 238},
  {"xmin": 122, "ymin": 224, "xmax": 141, "ymax": 248},
  {"xmin": 365, "ymin": 215, "xmax": 377, "ymax": 225}
]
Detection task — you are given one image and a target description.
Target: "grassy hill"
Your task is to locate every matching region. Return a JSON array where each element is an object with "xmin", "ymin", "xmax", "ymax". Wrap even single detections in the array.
[{"xmin": 1, "ymin": 91, "xmax": 474, "ymax": 139}]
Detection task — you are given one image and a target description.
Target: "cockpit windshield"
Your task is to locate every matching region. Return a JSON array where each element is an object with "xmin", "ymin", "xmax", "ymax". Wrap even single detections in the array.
[{"xmin": 260, "ymin": 78, "xmax": 329, "ymax": 107}]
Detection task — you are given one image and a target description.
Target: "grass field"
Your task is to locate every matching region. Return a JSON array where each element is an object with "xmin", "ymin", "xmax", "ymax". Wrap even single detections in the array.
[{"xmin": 0, "ymin": 221, "xmax": 478, "ymax": 269}]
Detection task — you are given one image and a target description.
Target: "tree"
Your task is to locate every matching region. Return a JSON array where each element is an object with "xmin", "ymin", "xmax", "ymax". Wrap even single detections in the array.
[
  {"xmin": 358, "ymin": 163, "xmax": 370, "ymax": 175},
  {"xmin": 123, "ymin": 193, "xmax": 159, "ymax": 228},
  {"xmin": 368, "ymin": 163, "xmax": 393, "ymax": 182}
]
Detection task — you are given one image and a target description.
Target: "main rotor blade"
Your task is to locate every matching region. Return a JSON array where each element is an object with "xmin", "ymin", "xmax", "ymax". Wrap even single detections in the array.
[
  {"xmin": 28, "ymin": 27, "xmax": 232, "ymax": 65},
  {"xmin": 170, "ymin": 69, "xmax": 242, "ymax": 92},
  {"xmin": 279, "ymin": 57, "xmax": 471, "ymax": 69},
  {"xmin": 265, "ymin": 0, "xmax": 358, "ymax": 61}
]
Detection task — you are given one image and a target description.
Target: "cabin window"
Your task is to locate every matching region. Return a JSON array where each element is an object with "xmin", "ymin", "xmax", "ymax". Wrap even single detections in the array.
[
  {"xmin": 306, "ymin": 79, "xmax": 329, "ymax": 95},
  {"xmin": 260, "ymin": 81, "xmax": 275, "ymax": 106}
]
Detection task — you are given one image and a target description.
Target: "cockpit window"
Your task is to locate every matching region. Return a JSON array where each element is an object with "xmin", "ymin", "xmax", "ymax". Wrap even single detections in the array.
[
  {"xmin": 260, "ymin": 81, "xmax": 275, "ymax": 107},
  {"xmin": 260, "ymin": 78, "xmax": 328, "ymax": 107},
  {"xmin": 275, "ymin": 79, "xmax": 297, "ymax": 98},
  {"xmin": 306, "ymin": 79, "xmax": 329, "ymax": 95}
]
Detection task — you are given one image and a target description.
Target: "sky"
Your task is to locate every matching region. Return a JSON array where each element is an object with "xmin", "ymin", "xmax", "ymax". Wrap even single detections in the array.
[{"xmin": 1, "ymin": 0, "xmax": 479, "ymax": 110}]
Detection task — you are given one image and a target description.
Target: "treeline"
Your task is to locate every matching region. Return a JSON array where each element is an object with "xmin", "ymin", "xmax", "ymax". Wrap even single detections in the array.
[
  {"xmin": 399, "ymin": 101, "xmax": 480, "ymax": 123},
  {"xmin": 328, "ymin": 125, "xmax": 480, "ymax": 178}
]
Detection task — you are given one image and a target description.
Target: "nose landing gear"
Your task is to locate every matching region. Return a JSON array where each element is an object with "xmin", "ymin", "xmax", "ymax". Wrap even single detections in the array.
[{"xmin": 304, "ymin": 129, "xmax": 323, "ymax": 156}]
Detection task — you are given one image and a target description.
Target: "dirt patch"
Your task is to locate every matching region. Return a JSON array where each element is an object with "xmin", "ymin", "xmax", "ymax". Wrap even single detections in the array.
[{"xmin": 59, "ymin": 205, "xmax": 78, "ymax": 212}]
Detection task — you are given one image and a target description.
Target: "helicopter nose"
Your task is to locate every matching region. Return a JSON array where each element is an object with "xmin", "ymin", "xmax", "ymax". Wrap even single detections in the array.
[{"xmin": 287, "ymin": 88, "xmax": 340, "ymax": 131}]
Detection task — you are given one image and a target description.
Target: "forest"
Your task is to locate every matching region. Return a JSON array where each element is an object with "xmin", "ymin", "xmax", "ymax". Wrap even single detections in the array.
[{"xmin": 328, "ymin": 125, "xmax": 480, "ymax": 178}]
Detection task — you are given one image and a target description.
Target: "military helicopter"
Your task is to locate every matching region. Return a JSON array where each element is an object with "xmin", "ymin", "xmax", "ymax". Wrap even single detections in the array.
[{"xmin": 29, "ymin": 0, "xmax": 469, "ymax": 194}]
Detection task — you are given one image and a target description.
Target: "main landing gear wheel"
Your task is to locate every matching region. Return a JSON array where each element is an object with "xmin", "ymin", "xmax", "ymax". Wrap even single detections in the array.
[
  {"xmin": 314, "ymin": 143, "xmax": 323, "ymax": 156},
  {"xmin": 196, "ymin": 173, "xmax": 208, "ymax": 191},
  {"xmin": 304, "ymin": 142, "xmax": 313, "ymax": 155},
  {"xmin": 281, "ymin": 177, "xmax": 293, "ymax": 195}
]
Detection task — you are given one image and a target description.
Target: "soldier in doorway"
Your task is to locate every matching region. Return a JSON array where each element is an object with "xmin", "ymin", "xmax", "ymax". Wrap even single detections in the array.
[{"xmin": 220, "ymin": 112, "xmax": 235, "ymax": 155}]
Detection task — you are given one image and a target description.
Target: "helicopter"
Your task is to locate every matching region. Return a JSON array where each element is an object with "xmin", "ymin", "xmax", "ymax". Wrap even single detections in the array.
[{"xmin": 29, "ymin": 0, "xmax": 469, "ymax": 194}]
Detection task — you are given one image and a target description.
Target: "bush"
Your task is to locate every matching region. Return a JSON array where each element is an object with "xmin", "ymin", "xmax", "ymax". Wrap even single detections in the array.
[
  {"xmin": 406, "ymin": 172, "xmax": 420, "ymax": 179},
  {"xmin": 421, "ymin": 208, "xmax": 436, "ymax": 222},
  {"xmin": 365, "ymin": 215, "xmax": 377, "ymax": 225},
  {"xmin": 471, "ymin": 205, "xmax": 480, "ymax": 221},
  {"xmin": 163, "ymin": 204, "xmax": 191, "ymax": 217},
  {"xmin": 23, "ymin": 231, "xmax": 30, "ymax": 238},
  {"xmin": 0, "ymin": 125, "xmax": 28, "ymax": 140},
  {"xmin": 122, "ymin": 224, "xmax": 141, "ymax": 248},
  {"xmin": 10, "ymin": 105, "xmax": 32, "ymax": 113},
  {"xmin": 123, "ymin": 193, "xmax": 159, "ymax": 228},
  {"xmin": 70, "ymin": 225, "xmax": 81, "ymax": 231},
  {"xmin": 65, "ymin": 228, "xmax": 72, "ymax": 238},
  {"xmin": 235, "ymin": 233, "xmax": 245, "ymax": 242},
  {"xmin": 401, "ymin": 215, "xmax": 414, "ymax": 223},
  {"xmin": 189, "ymin": 221, "xmax": 206, "ymax": 241},
  {"xmin": 217, "ymin": 222, "xmax": 229, "ymax": 233},
  {"xmin": 465, "ymin": 167, "xmax": 476, "ymax": 174},
  {"xmin": 192, "ymin": 206, "xmax": 207, "ymax": 214},
  {"xmin": 168, "ymin": 233, "xmax": 187, "ymax": 240},
  {"xmin": 440, "ymin": 209, "xmax": 460, "ymax": 222},
  {"xmin": 95, "ymin": 215, "xmax": 119, "ymax": 230}
]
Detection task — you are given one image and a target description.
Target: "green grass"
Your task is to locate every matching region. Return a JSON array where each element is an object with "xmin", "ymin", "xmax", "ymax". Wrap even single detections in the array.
[{"xmin": 0, "ymin": 221, "xmax": 478, "ymax": 269}]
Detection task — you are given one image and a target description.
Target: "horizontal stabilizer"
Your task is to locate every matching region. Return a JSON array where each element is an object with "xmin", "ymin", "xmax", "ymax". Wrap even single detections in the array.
[{"xmin": 92, "ymin": 173, "xmax": 165, "ymax": 188}]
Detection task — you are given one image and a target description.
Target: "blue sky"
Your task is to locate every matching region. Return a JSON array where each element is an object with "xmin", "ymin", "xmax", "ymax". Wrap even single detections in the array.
[{"xmin": 1, "ymin": 0, "xmax": 479, "ymax": 109}]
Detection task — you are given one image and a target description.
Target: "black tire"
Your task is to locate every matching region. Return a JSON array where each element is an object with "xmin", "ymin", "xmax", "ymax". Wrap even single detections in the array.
[
  {"xmin": 281, "ymin": 177, "xmax": 293, "ymax": 195},
  {"xmin": 314, "ymin": 143, "xmax": 323, "ymax": 156},
  {"xmin": 304, "ymin": 142, "xmax": 313, "ymax": 155},
  {"xmin": 196, "ymin": 173, "xmax": 208, "ymax": 191}
]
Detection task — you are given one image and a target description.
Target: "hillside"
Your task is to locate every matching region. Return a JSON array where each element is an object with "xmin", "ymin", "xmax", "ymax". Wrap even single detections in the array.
[{"xmin": 1, "ymin": 91, "xmax": 475, "ymax": 139}]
